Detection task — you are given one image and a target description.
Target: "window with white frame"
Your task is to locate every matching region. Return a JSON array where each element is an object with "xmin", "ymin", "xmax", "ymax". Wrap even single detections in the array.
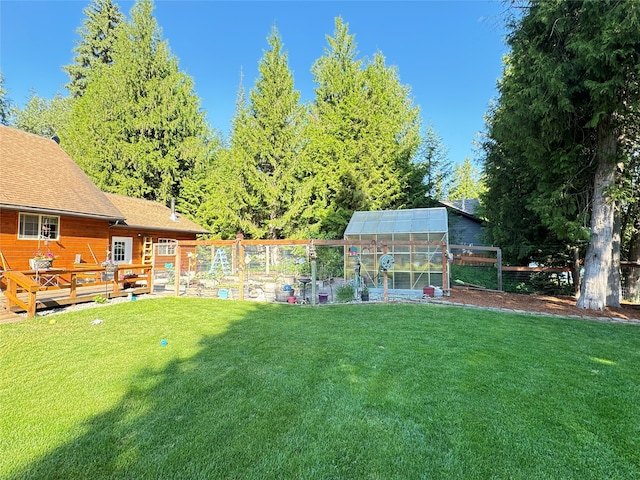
[
  {"xmin": 157, "ymin": 238, "xmax": 177, "ymax": 256},
  {"xmin": 18, "ymin": 213, "xmax": 60, "ymax": 240}
]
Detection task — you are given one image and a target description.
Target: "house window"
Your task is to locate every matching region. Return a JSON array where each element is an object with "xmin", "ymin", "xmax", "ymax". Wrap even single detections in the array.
[
  {"xmin": 18, "ymin": 214, "xmax": 60, "ymax": 240},
  {"xmin": 157, "ymin": 238, "xmax": 177, "ymax": 256}
]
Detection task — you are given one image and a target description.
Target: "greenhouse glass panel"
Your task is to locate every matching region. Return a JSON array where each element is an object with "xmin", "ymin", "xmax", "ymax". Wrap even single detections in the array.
[{"xmin": 344, "ymin": 207, "xmax": 450, "ymax": 291}]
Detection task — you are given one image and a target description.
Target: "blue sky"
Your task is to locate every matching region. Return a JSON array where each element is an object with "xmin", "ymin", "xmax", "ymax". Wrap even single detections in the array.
[{"xmin": 1, "ymin": 0, "xmax": 510, "ymax": 165}]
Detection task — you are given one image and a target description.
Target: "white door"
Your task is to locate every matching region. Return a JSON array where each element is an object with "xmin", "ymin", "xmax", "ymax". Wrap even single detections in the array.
[{"xmin": 111, "ymin": 236, "xmax": 133, "ymax": 264}]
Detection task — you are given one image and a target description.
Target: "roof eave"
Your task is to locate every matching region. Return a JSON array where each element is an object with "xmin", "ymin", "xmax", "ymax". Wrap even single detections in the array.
[
  {"xmin": 0, "ymin": 204, "xmax": 125, "ymax": 222},
  {"xmin": 109, "ymin": 223, "xmax": 209, "ymax": 234}
]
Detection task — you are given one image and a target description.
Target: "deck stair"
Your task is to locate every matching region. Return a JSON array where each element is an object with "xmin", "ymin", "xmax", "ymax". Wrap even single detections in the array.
[{"xmin": 0, "ymin": 305, "xmax": 23, "ymax": 323}]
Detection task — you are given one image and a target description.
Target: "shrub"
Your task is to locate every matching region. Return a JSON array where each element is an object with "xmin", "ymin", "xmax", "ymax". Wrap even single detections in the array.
[{"xmin": 335, "ymin": 283, "xmax": 355, "ymax": 303}]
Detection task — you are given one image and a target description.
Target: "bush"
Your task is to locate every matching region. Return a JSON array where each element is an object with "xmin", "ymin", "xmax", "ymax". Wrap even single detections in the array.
[{"xmin": 335, "ymin": 283, "xmax": 355, "ymax": 303}]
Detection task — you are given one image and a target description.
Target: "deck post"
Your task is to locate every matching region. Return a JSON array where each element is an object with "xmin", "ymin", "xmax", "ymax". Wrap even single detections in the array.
[
  {"xmin": 174, "ymin": 245, "xmax": 182, "ymax": 297},
  {"xmin": 70, "ymin": 273, "xmax": 78, "ymax": 298}
]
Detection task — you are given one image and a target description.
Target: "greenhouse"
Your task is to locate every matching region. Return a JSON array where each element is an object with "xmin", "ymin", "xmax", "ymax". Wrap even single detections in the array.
[{"xmin": 343, "ymin": 207, "xmax": 450, "ymax": 291}]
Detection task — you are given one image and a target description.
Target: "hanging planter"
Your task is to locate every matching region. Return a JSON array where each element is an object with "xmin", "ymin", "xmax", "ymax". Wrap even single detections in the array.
[
  {"xmin": 102, "ymin": 260, "xmax": 118, "ymax": 273},
  {"xmin": 32, "ymin": 258, "xmax": 53, "ymax": 269}
]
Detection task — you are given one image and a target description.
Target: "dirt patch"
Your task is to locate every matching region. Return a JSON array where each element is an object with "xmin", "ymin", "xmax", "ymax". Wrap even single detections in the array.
[{"xmin": 435, "ymin": 288, "xmax": 640, "ymax": 324}]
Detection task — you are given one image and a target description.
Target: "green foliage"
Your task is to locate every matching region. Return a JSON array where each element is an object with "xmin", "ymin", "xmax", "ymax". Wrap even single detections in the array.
[
  {"xmin": 0, "ymin": 72, "xmax": 10, "ymax": 126},
  {"xmin": 63, "ymin": 0, "xmax": 211, "ymax": 206},
  {"xmin": 63, "ymin": 0, "xmax": 124, "ymax": 98},
  {"xmin": 305, "ymin": 17, "xmax": 422, "ymax": 237},
  {"xmin": 411, "ymin": 123, "xmax": 452, "ymax": 204},
  {"xmin": 335, "ymin": 282, "xmax": 356, "ymax": 302},
  {"xmin": 221, "ymin": 28, "xmax": 307, "ymax": 239},
  {"xmin": 10, "ymin": 91, "xmax": 72, "ymax": 138},
  {"xmin": 481, "ymin": 0, "xmax": 640, "ymax": 278},
  {"xmin": 315, "ymin": 245, "xmax": 344, "ymax": 279},
  {"xmin": 92, "ymin": 294, "xmax": 108, "ymax": 304},
  {"xmin": 448, "ymin": 157, "xmax": 485, "ymax": 201}
]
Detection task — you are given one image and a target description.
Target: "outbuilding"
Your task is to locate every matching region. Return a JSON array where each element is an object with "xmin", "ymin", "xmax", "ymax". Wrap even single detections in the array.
[{"xmin": 343, "ymin": 207, "xmax": 450, "ymax": 292}]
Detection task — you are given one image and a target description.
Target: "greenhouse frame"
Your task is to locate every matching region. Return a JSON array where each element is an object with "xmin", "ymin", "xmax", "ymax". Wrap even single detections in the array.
[{"xmin": 343, "ymin": 207, "xmax": 450, "ymax": 291}]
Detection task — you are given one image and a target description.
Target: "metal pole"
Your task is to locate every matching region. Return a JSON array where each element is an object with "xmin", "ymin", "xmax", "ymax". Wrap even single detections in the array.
[
  {"xmin": 311, "ymin": 258, "xmax": 317, "ymax": 305},
  {"xmin": 383, "ymin": 244, "xmax": 389, "ymax": 303}
]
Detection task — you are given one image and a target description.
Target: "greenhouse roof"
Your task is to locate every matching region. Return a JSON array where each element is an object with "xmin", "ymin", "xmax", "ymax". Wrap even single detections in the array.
[{"xmin": 344, "ymin": 207, "xmax": 449, "ymax": 236}]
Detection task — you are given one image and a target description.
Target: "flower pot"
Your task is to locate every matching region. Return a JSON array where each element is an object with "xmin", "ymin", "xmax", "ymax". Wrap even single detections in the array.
[
  {"xmin": 361, "ymin": 293, "xmax": 369, "ymax": 301},
  {"xmin": 32, "ymin": 259, "xmax": 52, "ymax": 269},
  {"xmin": 219, "ymin": 289, "xmax": 229, "ymax": 299},
  {"xmin": 318, "ymin": 293, "xmax": 329, "ymax": 304}
]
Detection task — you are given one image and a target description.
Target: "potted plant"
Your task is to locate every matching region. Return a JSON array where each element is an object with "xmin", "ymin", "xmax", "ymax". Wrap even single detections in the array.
[
  {"xmin": 361, "ymin": 285, "xmax": 370, "ymax": 301},
  {"xmin": 31, "ymin": 251, "xmax": 57, "ymax": 269},
  {"xmin": 101, "ymin": 259, "xmax": 118, "ymax": 272}
]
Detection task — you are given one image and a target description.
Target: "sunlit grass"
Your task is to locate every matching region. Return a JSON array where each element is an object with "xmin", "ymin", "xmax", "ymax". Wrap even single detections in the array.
[{"xmin": 1, "ymin": 297, "xmax": 639, "ymax": 479}]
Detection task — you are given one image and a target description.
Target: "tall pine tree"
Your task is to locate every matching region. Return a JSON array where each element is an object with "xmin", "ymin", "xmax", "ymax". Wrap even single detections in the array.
[
  {"xmin": 482, "ymin": 0, "xmax": 640, "ymax": 309},
  {"xmin": 63, "ymin": 0, "xmax": 124, "ymax": 98},
  {"xmin": 307, "ymin": 17, "xmax": 421, "ymax": 237},
  {"xmin": 63, "ymin": 0, "xmax": 211, "ymax": 206}
]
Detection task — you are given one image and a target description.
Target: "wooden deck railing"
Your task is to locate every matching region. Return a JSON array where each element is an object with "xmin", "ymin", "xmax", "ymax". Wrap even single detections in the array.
[
  {"xmin": 3, "ymin": 271, "xmax": 40, "ymax": 318},
  {"xmin": 2, "ymin": 264, "xmax": 153, "ymax": 318}
]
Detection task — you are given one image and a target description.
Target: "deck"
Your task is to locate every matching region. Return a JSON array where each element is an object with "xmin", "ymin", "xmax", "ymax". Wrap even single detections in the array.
[{"xmin": 0, "ymin": 265, "xmax": 159, "ymax": 322}]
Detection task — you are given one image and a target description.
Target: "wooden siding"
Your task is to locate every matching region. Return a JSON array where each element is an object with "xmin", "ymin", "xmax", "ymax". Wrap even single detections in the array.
[
  {"xmin": 0, "ymin": 210, "xmax": 200, "ymax": 272},
  {"xmin": 0, "ymin": 210, "xmax": 110, "ymax": 270},
  {"xmin": 107, "ymin": 227, "xmax": 199, "ymax": 266},
  {"xmin": 448, "ymin": 214, "xmax": 484, "ymax": 246}
]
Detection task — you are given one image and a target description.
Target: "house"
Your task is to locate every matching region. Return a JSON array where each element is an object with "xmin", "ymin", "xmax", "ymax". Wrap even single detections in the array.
[
  {"xmin": 438, "ymin": 199, "xmax": 485, "ymax": 246},
  {"xmin": 0, "ymin": 125, "xmax": 209, "ymax": 274}
]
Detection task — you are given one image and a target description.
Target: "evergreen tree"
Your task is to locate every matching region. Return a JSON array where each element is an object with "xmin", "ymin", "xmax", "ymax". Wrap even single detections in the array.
[
  {"xmin": 10, "ymin": 90, "xmax": 72, "ymax": 138},
  {"xmin": 63, "ymin": 0, "xmax": 211, "ymax": 206},
  {"xmin": 244, "ymin": 27, "xmax": 307, "ymax": 239},
  {"xmin": 307, "ymin": 17, "xmax": 421, "ymax": 237},
  {"xmin": 0, "ymin": 72, "xmax": 11, "ymax": 126},
  {"xmin": 482, "ymin": 0, "xmax": 640, "ymax": 310},
  {"xmin": 410, "ymin": 123, "xmax": 452, "ymax": 204},
  {"xmin": 200, "ymin": 29, "xmax": 307, "ymax": 239},
  {"xmin": 63, "ymin": 0, "xmax": 124, "ymax": 98},
  {"xmin": 448, "ymin": 157, "xmax": 485, "ymax": 201},
  {"xmin": 199, "ymin": 73, "xmax": 265, "ymax": 238}
]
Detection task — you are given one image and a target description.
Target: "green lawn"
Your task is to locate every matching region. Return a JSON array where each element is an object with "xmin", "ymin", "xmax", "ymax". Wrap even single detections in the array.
[{"xmin": 1, "ymin": 298, "xmax": 639, "ymax": 479}]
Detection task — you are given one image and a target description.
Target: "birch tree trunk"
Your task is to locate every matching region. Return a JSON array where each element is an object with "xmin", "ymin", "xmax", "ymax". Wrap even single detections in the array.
[{"xmin": 577, "ymin": 119, "xmax": 618, "ymax": 311}]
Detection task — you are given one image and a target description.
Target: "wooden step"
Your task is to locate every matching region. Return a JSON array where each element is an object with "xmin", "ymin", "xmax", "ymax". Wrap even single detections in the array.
[{"xmin": 0, "ymin": 307, "xmax": 24, "ymax": 324}]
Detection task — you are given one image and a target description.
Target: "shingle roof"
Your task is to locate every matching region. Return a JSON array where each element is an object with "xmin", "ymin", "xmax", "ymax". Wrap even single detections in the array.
[
  {"xmin": 439, "ymin": 199, "xmax": 481, "ymax": 220},
  {"xmin": 105, "ymin": 193, "xmax": 209, "ymax": 234},
  {"xmin": 0, "ymin": 126, "xmax": 125, "ymax": 220}
]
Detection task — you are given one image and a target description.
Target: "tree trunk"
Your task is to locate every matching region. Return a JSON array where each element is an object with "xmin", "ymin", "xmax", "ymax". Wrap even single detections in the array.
[
  {"xmin": 626, "ymin": 223, "xmax": 640, "ymax": 302},
  {"xmin": 577, "ymin": 119, "xmax": 618, "ymax": 311},
  {"xmin": 607, "ymin": 210, "xmax": 621, "ymax": 307}
]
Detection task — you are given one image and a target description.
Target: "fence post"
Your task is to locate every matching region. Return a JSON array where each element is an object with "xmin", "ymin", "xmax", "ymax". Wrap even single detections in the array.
[
  {"xmin": 238, "ymin": 239, "xmax": 245, "ymax": 301},
  {"xmin": 174, "ymin": 245, "xmax": 182, "ymax": 297},
  {"xmin": 497, "ymin": 248, "xmax": 503, "ymax": 292},
  {"xmin": 441, "ymin": 243, "xmax": 449, "ymax": 295}
]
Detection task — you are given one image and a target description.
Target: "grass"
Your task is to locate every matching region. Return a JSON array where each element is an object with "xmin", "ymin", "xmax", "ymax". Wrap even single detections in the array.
[{"xmin": 1, "ymin": 297, "xmax": 639, "ymax": 479}]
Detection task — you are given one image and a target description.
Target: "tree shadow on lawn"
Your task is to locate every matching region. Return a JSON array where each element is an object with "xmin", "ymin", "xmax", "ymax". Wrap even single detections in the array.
[
  {"xmin": 10, "ymin": 302, "xmax": 428, "ymax": 479},
  {"xmin": 9, "ymin": 300, "xmax": 640, "ymax": 479}
]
